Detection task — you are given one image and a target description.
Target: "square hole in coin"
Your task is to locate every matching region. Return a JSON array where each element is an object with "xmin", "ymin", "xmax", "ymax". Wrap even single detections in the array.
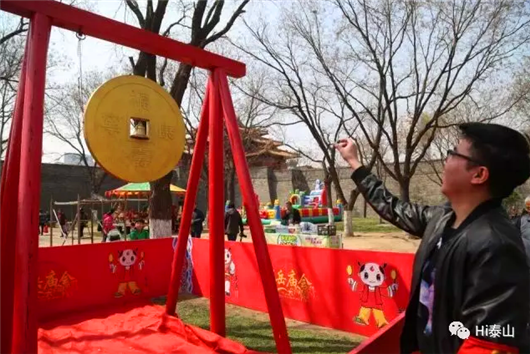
[{"xmin": 130, "ymin": 117, "xmax": 149, "ymax": 140}]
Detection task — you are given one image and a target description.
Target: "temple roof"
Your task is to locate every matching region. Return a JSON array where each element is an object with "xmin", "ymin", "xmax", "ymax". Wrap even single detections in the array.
[
  {"xmin": 246, "ymin": 149, "xmax": 299, "ymax": 158},
  {"xmin": 184, "ymin": 125, "xmax": 299, "ymax": 160}
]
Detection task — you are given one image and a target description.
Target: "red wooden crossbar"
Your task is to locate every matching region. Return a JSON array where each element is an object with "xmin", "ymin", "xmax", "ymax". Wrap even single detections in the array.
[{"xmin": 0, "ymin": 0, "xmax": 246, "ymax": 78}]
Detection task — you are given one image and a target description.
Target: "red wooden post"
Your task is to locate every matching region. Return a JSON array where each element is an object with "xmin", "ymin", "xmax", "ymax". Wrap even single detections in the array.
[
  {"xmin": 11, "ymin": 13, "xmax": 51, "ymax": 354},
  {"xmin": 209, "ymin": 72, "xmax": 226, "ymax": 336},
  {"xmin": 216, "ymin": 69, "xmax": 292, "ymax": 353},
  {"xmin": 166, "ymin": 79, "xmax": 211, "ymax": 316},
  {"xmin": 0, "ymin": 35, "xmax": 28, "ymax": 354}
]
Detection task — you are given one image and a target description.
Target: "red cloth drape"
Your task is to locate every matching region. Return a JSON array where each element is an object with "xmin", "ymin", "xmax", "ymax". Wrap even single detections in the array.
[{"xmin": 38, "ymin": 304, "xmax": 264, "ymax": 354}]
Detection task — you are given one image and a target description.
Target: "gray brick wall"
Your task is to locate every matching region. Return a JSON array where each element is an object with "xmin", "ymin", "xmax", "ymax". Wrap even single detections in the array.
[{"xmin": 2, "ymin": 160, "xmax": 529, "ymax": 218}]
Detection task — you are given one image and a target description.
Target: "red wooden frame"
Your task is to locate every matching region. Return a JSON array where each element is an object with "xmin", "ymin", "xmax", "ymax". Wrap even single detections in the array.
[
  {"xmin": 0, "ymin": 0, "xmax": 245, "ymax": 78},
  {"xmin": 0, "ymin": 1, "xmax": 291, "ymax": 353}
]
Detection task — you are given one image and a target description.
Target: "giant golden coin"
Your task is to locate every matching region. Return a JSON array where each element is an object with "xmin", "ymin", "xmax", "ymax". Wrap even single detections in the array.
[{"xmin": 84, "ymin": 75, "xmax": 185, "ymax": 182}]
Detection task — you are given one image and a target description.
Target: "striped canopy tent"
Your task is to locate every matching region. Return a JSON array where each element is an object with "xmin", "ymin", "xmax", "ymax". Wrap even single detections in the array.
[{"xmin": 105, "ymin": 182, "xmax": 186, "ymax": 198}]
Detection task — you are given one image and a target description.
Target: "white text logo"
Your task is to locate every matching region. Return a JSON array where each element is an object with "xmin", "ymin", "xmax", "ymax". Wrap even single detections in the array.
[{"xmin": 448, "ymin": 321, "xmax": 515, "ymax": 339}]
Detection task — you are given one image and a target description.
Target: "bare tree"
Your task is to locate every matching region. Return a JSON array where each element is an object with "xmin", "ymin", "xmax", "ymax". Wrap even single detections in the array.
[
  {"xmin": 182, "ymin": 69, "xmax": 286, "ymax": 203},
  {"xmin": 45, "ymin": 70, "xmax": 115, "ymax": 194},
  {"xmin": 512, "ymin": 58, "xmax": 530, "ymax": 131},
  {"xmin": 0, "ymin": 16, "xmax": 28, "ymax": 158},
  {"xmin": 424, "ymin": 96, "xmax": 524, "ymax": 187},
  {"xmin": 0, "ymin": 16, "xmax": 28, "ymax": 46},
  {"xmin": 226, "ymin": 71, "xmax": 287, "ymax": 201},
  {"xmin": 125, "ymin": 0, "xmax": 251, "ymax": 237},
  {"xmin": 231, "ymin": 19, "xmax": 381, "ymax": 236},
  {"xmin": 288, "ymin": 0, "xmax": 530, "ymax": 202},
  {"xmin": 424, "ymin": 128, "xmax": 455, "ymax": 187},
  {"xmin": 1, "ymin": 2, "xmax": 85, "ymax": 158}
]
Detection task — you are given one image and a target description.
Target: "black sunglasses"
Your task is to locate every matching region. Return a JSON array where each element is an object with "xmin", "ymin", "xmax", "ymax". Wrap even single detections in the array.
[{"xmin": 446, "ymin": 149, "xmax": 483, "ymax": 166}]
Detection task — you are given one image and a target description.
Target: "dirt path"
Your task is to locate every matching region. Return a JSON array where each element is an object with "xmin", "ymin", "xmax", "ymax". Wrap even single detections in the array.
[
  {"xmin": 202, "ymin": 230, "xmax": 419, "ymax": 253},
  {"xmin": 341, "ymin": 232, "xmax": 419, "ymax": 253},
  {"xmin": 41, "ymin": 226, "xmax": 420, "ymax": 254}
]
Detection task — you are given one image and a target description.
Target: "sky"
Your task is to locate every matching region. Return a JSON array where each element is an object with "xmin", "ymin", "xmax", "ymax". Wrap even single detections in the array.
[
  {"xmin": 5, "ymin": 0, "xmax": 318, "ymax": 164},
  {"xmin": 8, "ymin": 0, "xmax": 523, "ymax": 167}
]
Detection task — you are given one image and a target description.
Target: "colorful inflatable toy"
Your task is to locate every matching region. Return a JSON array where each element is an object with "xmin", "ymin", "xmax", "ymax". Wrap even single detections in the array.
[{"xmin": 258, "ymin": 180, "xmax": 343, "ymax": 224}]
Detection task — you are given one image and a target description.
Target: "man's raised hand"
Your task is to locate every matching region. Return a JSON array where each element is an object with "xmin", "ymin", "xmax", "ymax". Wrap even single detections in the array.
[{"xmin": 334, "ymin": 139, "xmax": 362, "ymax": 171}]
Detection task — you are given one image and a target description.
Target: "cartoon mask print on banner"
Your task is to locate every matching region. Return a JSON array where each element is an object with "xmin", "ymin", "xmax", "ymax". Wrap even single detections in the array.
[
  {"xmin": 109, "ymin": 248, "xmax": 145, "ymax": 298},
  {"xmin": 224, "ymin": 248, "xmax": 238, "ymax": 297},
  {"xmin": 346, "ymin": 262, "xmax": 398, "ymax": 328}
]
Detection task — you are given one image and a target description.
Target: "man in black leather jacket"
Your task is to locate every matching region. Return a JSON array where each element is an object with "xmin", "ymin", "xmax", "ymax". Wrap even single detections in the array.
[{"xmin": 336, "ymin": 123, "xmax": 530, "ymax": 354}]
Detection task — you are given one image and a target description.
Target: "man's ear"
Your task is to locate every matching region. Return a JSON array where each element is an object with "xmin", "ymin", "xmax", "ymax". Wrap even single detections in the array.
[{"xmin": 470, "ymin": 166, "xmax": 489, "ymax": 185}]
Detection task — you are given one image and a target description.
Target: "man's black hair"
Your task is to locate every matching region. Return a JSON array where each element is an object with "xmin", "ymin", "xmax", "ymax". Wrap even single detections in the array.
[
  {"xmin": 227, "ymin": 201, "xmax": 236, "ymax": 209},
  {"xmin": 459, "ymin": 122, "xmax": 530, "ymax": 199}
]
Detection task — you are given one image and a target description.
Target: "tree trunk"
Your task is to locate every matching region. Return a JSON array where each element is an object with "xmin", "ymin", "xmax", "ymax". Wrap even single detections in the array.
[
  {"xmin": 344, "ymin": 189, "xmax": 360, "ymax": 237},
  {"xmin": 343, "ymin": 210, "xmax": 353, "ymax": 237},
  {"xmin": 363, "ymin": 199, "xmax": 367, "ymax": 218},
  {"xmin": 321, "ymin": 160, "xmax": 335, "ymax": 225},
  {"xmin": 132, "ymin": 50, "xmax": 175, "ymax": 239},
  {"xmin": 146, "ymin": 63, "xmax": 194, "ymax": 238},
  {"xmin": 149, "ymin": 171, "xmax": 174, "ymax": 238},
  {"xmin": 327, "ymin": 208, "xmax": 335, "ymax": 225},
  {"xmin": 90, "ymin": 167, "xmax": 107, "ymax": 196},
  {"xmin": 399, "ymin": 178, "xmax": 411, "ymax": 203},
  {"xmin": 169, "ymin": 64, "xmax": 193, "ymax": 106},
  {"xmin": 325, "ymin": 177, "xmax": 334, "ymax": 225},
  {"xmin": 229, "ymin": 168, "xmax": 236, "ymax": 205}
]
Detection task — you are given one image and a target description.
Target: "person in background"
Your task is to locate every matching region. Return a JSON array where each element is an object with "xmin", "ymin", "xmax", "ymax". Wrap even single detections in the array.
[
  {"xmin": 141, "ymin": 205, "xmax": 149, "ymax": 220},
  {"xmin": 129, "ymin": 219, "xmax": 149, "ymax": 240},
  {"xmin": 106, "ymin": 229, "xmax": 122, "ymax": 242},
  {"xmin": 191, "ymin": 205, "xmax": 205, "ymax": 238},
  {"xmin": 514, "ymin": 196, "xmax": 530, "ymax": 259},
  {"xmin": 102, "ymin": 209, "xmax": 115, "ymax": 243},
  {"xmin": 45, "ymin": 210, "xmax": 50, "ymax": 229},
  {"xmin": 39, "ymin": 210, "xmax": 47, "ymax": 235},
  {"xmin": 335, "ymin": 122, "xmax": 530, "ymax": 353},
  {"xmin": 508, "ymin": 205, "xmax": 518, "ymax": 220},
  {"xmin": 57, "ymin": 209, "xmax": 67, "ymax": 237},
  {"xmin": 125, "ymin": 209, "xmax": 135, "ymax": 235},
  {"xmin": 171, "ymin": 205, "xmax": 178, "ymax": 234},
  {"xmin": 79, "ymin": 207, "xmax": 88, "ymax": 238},
  {"xmin": 224, "ymin": 202, "xmax": 244, "ymax": 241},
  {"xmin": 282, "ymin": 201, "xmax": 301, "ymax": 225}
]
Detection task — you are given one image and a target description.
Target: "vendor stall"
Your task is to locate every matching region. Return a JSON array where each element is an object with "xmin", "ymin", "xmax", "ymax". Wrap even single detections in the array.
[
  {"xmin": 263, "ymin": 223, "xmax": 343, "ymax": 249},
  {"xmin": 105, "ymin": 182, "xmax": 186, "ymax": 237},
  {"xmin": 265, "ymin": 233, "xmax": 342, "ymax": 248},
  {"xmin": 105, "ymin": 182, "xmax": 186, "ymax": 198}
]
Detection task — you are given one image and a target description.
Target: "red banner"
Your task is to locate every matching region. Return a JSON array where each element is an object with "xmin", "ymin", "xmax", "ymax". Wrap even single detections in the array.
[
  {"xmin": 191, "ymin": 239, "xmax": 413, "ymax": 337},
  {"xmin": 37, "ymin": 238, "xmax": 414, "ymax": 338},
  {"xmin": 37, "ymin": 239, "xmax": 176, "ymax": 321}
]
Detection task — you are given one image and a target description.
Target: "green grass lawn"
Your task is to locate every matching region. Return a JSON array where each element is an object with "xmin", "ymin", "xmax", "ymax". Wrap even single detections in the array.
[
  {"xmin": 156, "ymin": 296, "xmax": 364, "ymax": 354},
  {"xmin": 335, "ymin": 217, "xmax": 400, "ymax": 233}
]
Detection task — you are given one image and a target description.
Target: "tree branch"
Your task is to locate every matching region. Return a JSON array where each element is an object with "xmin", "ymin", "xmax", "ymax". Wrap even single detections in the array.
[
  {"xmin": 125, "ymin": 0, "xmax": 145, "ymax": 28},
  {"xmin": 0, "ymin": 19, "xmax": 28, "ymax": 45},
  {"xmin": 203, "ymin": 0, "xmax": 250, "ymax": 46}
]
